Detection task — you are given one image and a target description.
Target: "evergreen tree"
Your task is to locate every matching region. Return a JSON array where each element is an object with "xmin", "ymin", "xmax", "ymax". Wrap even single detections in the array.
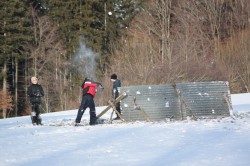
[
  {"xmin": 28, "ymin": 0, "xmax": 48, "ymax": 15},
  {"xmin": 0, "ymin": 0, "xmax": 33, "ymax": 117},
  {"xmin": 96, "ymin": 0, "xmax": 144, "ymax": 68},
  {"xmin": 46, "ymin": 0, "xmax": 143, "ymax": 73},
  {"xmin": 0, "ymin": 0, "xmax": 33, "ymax": 75},
  {"xmin": 46, "ymin": 0, "xmax": 143, "ymax": 56},
  {"xmin": 0, "ymin": 0, "xmax": 33, "ymax": 62},
  {"xmin": 47, "ymin": 0, "xmax": 103, "ymax": 55}
]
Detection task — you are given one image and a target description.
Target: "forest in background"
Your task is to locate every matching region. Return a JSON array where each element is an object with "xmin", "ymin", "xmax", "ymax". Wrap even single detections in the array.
[{"xmin": 0, "ymin": 0, "xmax": 249, "ymax": 118}]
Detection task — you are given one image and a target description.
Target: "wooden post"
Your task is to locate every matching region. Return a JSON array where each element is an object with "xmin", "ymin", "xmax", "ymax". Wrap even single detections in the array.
[
  {"xmin": 108, "ymin": 100, "xmax": 125, "ymax": 122},
  {"xmin": 132, "ymin": 97, "xmax": 150, "ymax": 122},
  {"xmin": 173, "ymin": 84, "xmax": 183, "ymax": 120}
]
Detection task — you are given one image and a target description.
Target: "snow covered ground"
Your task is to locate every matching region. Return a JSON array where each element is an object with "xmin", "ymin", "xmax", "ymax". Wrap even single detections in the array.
[{"xmin": 0, "ymin": 94, "xmax": 250, "ymax": 166}]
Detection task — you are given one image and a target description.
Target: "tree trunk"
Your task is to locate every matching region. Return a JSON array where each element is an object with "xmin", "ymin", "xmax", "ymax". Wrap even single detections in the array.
[
  {"xmin": 2, "ymin": 61, "xmax": 7, "ymax": 118},
  {"xmin": 160, "ymin": 0, "xmax": 172, "ymax": 68},
  {"xmin": 15, "ymin": 57, "xmax": 18, "ymax": 117}
]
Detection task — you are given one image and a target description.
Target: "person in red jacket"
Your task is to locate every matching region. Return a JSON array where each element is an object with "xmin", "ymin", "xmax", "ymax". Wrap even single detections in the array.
[{"xmin": 75, "ymin": 77, "xmax": 104, "ymax": 126}]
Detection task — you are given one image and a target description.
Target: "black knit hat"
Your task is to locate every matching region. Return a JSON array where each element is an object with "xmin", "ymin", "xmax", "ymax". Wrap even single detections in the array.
[
  {"xmin": 111, "ymin": 74, "xmax": 117, "ymax": 80},
  {"xmin": 84, "ymin": 77, "xmax": 92, "ymax": 82}
]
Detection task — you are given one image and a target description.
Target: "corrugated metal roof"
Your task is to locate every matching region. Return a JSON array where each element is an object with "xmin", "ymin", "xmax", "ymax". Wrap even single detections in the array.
[{"xmin": 119, "ymin": 81, "xmax": 231, "ymax": 121}]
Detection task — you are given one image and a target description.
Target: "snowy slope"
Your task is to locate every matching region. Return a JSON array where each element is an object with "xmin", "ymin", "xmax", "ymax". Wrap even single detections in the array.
[{"xmin": 0, "ymin": 94, "xmax": 250, "ymax": 166}]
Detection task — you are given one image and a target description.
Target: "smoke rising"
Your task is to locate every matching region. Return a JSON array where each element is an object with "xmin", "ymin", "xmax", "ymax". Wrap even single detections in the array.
[{"xmin": 73, "ymin": 37, "xmax": 99, "ymax": 80}]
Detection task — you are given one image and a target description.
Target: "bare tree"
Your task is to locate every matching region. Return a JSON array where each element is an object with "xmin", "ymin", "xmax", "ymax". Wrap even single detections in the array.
[
  {"xmin": 27, "ymin": 10, "xmax": 72, "ymax": 112},
  {"xmin": 106, "ymin": 0, "xmax": 249, "ymax": 93},
  {"xmin": 218, "ymin": 28, "xmax": 250, "ymax": 93},
  {"xmin": 107, "ymin": 0, "xmax": 214, "ymax": 85},
  {"xmin": 0, "ymin": 61, "xmax": 13, "ymax": 118}
]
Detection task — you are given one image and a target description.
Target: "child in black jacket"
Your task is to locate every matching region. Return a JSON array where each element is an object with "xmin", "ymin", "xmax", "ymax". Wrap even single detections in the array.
[
  {"xmin": 27, "ymin": 77, "xmax": 44, "ymax": 125},
  {"xmin": 110, "ymin": 74, "xmax": 121, "ymax": 120}
]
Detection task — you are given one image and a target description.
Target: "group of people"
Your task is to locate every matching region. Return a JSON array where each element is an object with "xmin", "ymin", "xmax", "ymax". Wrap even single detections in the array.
[{"xmin": 27, "ymin": 74, "xmax": 121, "ymax": 126}]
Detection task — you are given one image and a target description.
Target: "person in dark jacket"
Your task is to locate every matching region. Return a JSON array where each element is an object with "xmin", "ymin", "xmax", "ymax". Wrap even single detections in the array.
[
  {"xmin": 110, "ymin": 74, "xmax": 121, "ymax": 120},
  {"xmin": 27, "ymin": 77, "xmax": 44, "ymax": 125},
  {"xmin": 75, "ymin": 77, "xmax": 104, "ymax": 126}
]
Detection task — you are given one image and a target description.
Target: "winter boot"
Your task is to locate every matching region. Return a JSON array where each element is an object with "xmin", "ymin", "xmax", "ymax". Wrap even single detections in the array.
[
  {"xmin": 75, "ymin": 123, "xmax": 81, "ymax": 126},
  {"xmin": 89, "ymin": 117, "xmax": 96, "ymax": 126},
  {"xmin": 89, "ymin": 112, "xmax": 97, "ymax": 125},
  {"xmin": 31, "ymin": 116, "xmax": 37, "ymax": 125},
  {"xmin": 114, "ymin": 110, "xmax": 121, "ymax": 120},
  {"xmin": 113, "ymin": 116, "xmax": 121, "ymax": 120},
  {"xmin": 36, "ymin": 116, "xmax": 42, "ymax": 125}
]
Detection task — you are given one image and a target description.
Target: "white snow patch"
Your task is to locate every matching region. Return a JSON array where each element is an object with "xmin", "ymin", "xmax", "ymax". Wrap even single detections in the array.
[{"xmin": 0, "ymin": 94, "xmax": 249, "ymax": 166}]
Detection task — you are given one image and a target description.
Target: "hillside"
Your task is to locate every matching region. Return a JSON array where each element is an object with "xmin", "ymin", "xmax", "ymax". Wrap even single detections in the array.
[{"xmin": 0, "ymin": 94, "xmax": 250, "ymax": 166}]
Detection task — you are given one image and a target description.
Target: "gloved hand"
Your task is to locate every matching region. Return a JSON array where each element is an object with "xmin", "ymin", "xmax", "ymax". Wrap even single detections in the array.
[{"xmin": 34, "ymin": 91, "xmax": 41, "ymax": 97}]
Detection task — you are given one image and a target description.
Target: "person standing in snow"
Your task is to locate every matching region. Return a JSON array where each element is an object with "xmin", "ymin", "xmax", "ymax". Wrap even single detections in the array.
[
  {"xmin": 110, "ymin": 74, "xmax": 121, "ymax": 120},
  {"xmin": 75, "ymin": 77, "xmax": 104, "ymax": 126},
  {"xmin": 27, "ymin": 77, "xmax": 44, "ymax": 125}
]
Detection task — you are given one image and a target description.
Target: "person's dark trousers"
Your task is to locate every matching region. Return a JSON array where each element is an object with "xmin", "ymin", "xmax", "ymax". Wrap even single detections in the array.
[
  {"xmin": 116, "ymin": 102, "xmax": 121, "ymax": 114},
  {"xmin": 75, "ymin": 94, "xmax": 96, "ymax": 125},
  {"xmin": 31, "ymin": 103, "xmax": 42, "ymax": 125},
  {"xmin": 114, "ymin": 101, "xmax": 121, "ymax": 119}
]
